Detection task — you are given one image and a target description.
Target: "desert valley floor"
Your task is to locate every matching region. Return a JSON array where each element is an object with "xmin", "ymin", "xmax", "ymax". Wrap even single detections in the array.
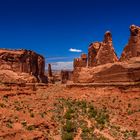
[{"xmin": 0, "ymin": 84, "xmax": 139, "ymax": 140}]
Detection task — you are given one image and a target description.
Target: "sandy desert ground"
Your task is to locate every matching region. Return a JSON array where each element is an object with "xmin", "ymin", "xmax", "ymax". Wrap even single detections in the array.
[{"xmin": 0, "ymin": 83, "xmax": 139, "ymax": 140}]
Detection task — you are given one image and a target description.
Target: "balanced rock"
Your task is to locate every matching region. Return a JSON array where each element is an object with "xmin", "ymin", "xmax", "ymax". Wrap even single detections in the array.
[
  {"xmin": 120, "ymin": 25, "xmax": 140, "ymax": 61},
  {"xmin": 0, "ymin": 49, "xmax": 48, "ymax": 83}
]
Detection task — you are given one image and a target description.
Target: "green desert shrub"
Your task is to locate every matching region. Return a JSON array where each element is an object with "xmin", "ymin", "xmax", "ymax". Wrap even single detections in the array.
[
  {"xmin": 88, "ymin": 105, "xmax": 97, "ymax": 118},
  {"xmin": 63, "ymin": 120, "xmax": 76, "ymax": 133},
  {"xmin": 96, "ymin": 111, "xmax": 109, "ymax": 125},
  {"xmin": 6, "ymin": 123, "xmax": 13, "ymax": 128},
  {"xmin": 62, "ymin": 132, "xmax": 74, "ymax": 140},
  {"xmin": 26, "ymin": 125, "xmax": 35, "ymax": 131},
  {"xmin": 65, "ymin": 108, "xmax": 74, "ymax": 120}
]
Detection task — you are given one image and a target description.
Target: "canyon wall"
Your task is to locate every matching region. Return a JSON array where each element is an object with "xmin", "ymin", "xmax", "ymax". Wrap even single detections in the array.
[
  {"xmin": 73, "ymin": 25, "xmax": 140, "ymax": 84},
  {"xmin": 0, "ymin": 49, "xmax": 48, "ymax": 83}
]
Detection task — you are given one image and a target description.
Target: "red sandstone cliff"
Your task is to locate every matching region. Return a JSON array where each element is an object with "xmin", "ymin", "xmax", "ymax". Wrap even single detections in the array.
[
  {"xmin": 0, "ymin": 49, "xmax": 48, "ymax": 83},
  {"xmin": 73, "ymin": 54, "xmax": 87, "ymax": 68},
  {"xmin": 73, "ymin": 57, "xmax": 140, "ymax": 83},
  {"xmin": 61, "ymin": 70, "xmax": 73, "ymax": 84},
  {"xmin": 120, "ymin": 25, "xmax": 140, "ymax": 61},
  {"xmin": 73, "ymin": 25, "xmax": 140, "ymax": 84},
  {"xmin": 88, "ymin": 31, "xmax": 118, "ymax": 67},
  {"xmin": 74, "ymin": 31, "xmax": 118, "ymax": 68}
]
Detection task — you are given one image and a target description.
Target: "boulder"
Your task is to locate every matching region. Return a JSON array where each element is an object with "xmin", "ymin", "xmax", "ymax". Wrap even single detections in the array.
[{"xmin": 0, "ymin": 70, "xmax": 37, "ymax": 83}]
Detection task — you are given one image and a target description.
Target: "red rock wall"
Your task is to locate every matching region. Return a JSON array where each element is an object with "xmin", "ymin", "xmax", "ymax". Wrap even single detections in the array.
[
  {"xmin": 120, "ymin": 25, "xmax": 140, "ymax": 61},
  {"xmin": 73, "ymin": 25, "xmax": 140, "ymax": 84},
  {"xmin": 88, "ymin": 31, "xmax": 118, "ymax": 67},
  {"xmin": 0, "ymin": 49, "xmax": 47, "ymax": 83},
  {"xmin": 88, "ymin": 42, "xmax": 101, "ymax": 67},
  {"xmin": 61, "ymin": 70, "xmax": 73, "ymax": 84},
  {"xmin": 74, "ymin": 54, "xmax": 87, "ymax": 68},
  {"xmin": 74, "ymin": 57, "xmax": 140, "ymax": 83}
]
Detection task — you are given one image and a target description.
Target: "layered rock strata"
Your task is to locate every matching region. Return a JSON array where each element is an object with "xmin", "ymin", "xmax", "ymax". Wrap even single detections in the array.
[
  {"xmin": 0, "ymin": 49, "xmax": 48, "ymax": 83},
  {"xmin": 73, "ymin": 25, "xmax": 140, "ymax": 84},
  {"xmin": 120, "ymin": 25, "xmax": 140, "ymax": 61},
  {"xmin": 88, "ymin": 31, "xmax": 118, "ymax": 67}
]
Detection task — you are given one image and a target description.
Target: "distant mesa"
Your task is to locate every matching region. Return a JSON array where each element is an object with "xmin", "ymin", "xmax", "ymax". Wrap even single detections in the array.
[
  {"xmin": 72, "ymin": 24, "xmax": 140, "ymax": 85},
  {"xmin": 0, "ymin": 49, "xmax": 48, "ymax": 84}
]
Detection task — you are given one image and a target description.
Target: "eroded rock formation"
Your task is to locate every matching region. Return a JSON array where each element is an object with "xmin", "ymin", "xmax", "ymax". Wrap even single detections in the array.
[
  {"xmin": 0, "ymin": 49, "xmax": 48, "ymax": 83},
  {"xmin": 88, "ymin": 31, "xmax": 118, "ymax": 67},
  {"xmin": 73, "ymin": 25, "xmax": 140, "ymax": 84},
  {"xmin": 48, "ymin": 64, "xmax": 52, "ymax": 77},
  {"xmin": 61, "ymin": 70, "xmax": 73, "ymax": 84},
  {"xmin": 74, "ymin": 54, "xmax": 87, "ymax": 69},
  {"xmin": 74, "ymin": 57, "xmax": 140, "ymax": 83},
  {"xmin": 47, "ymin": 64, "xmax": 55, "ymax": 84},
  {"xmin": 88, "ymin": 42, "xmax": 101, "ymax": 67},
  {"xmin": 120, "ymin": 25, "xmax": 140, "ymax": 61}
]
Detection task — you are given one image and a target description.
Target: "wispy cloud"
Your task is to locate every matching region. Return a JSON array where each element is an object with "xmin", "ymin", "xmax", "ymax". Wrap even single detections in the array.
[
  {"xmin": 69, "ymin": 48, "xmax": 82, "ymax": 53},
  {"xmin": 46, "ymin": 61, "xmax": 73, "ymax": 70},
  {"xmin": 46, "ymin": 56, "xmax": 74, "ymax": 60}
]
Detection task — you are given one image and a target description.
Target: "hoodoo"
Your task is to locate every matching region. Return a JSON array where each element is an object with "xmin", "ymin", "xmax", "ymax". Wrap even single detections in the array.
[{"xmin": 120, "ymin": 25, "xmax": 140, "ymax": 61}]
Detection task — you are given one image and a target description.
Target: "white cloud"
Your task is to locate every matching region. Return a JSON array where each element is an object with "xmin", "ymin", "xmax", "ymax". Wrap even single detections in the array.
[
  {"xmin": 49, "ymin": 61, "xmax": 73, "ymax": 70},
  {"xmin": 69, "ymin": 48, "xmax": 82, "ymax": 53}
]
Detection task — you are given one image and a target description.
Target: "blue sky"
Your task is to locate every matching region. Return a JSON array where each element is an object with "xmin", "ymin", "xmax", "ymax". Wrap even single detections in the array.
[{"xmin": 0, "ymin": 0, "xmax": 140, "ymax": 70}]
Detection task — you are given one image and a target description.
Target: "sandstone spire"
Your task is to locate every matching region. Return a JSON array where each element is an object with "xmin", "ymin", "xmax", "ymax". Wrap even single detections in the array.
[
  {"xmin": 88, "ymin": 31, "xmax": 118, "ymax": 67},
  {"xmin": 48, "ymin": 64, "xmax": 52, "ymax": 77},
  {"xmin": 120, "ymin": 25, "xmax": 140, "ymax": 61},
  {"xmin": 103, "ymin": 31, "xmax": 112, "ymax": 44}
]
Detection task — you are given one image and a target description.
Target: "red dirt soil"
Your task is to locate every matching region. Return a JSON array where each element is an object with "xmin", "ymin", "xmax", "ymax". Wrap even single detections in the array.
[{"xmin": 0, "ymin": 84, "xmax": 140, "ymax": 140}]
